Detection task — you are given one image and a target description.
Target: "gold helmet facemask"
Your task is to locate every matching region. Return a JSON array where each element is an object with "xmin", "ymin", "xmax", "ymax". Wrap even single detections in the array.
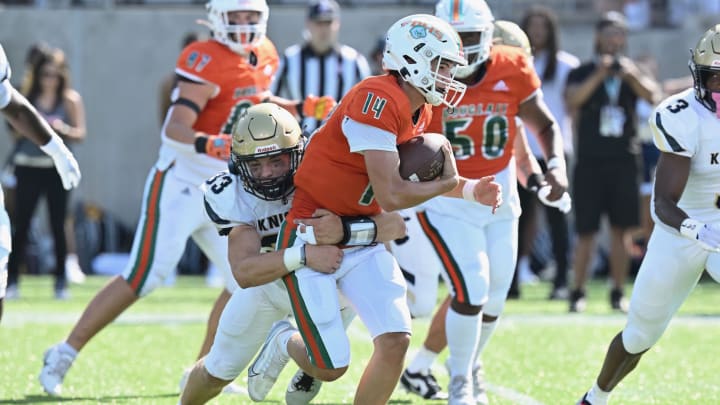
[
  {"xmin": 228, "ymin": 103, "xmax": 304, "ymax": 201},
  {"xmin": 689, "ymin": 24, "xmax": 720, "ymax": 114}
]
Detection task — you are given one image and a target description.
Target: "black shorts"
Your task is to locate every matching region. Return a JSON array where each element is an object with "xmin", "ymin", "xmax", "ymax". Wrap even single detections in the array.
[{"xmin": 573, "ymin": 159, "xmax": 640, "ymax": 234}]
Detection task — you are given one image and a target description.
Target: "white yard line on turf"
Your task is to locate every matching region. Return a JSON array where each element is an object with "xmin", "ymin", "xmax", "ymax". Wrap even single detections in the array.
[{"xmin": 6, "ymin": 311, "xmax": 720, "ymax": 327}]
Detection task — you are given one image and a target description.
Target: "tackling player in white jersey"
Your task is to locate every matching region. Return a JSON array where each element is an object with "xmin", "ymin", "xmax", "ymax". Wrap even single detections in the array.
[
  {"xmin": 180, "ymin": 103, "xmax": 406, "ymax": 405},
  {"xmin": 578, "ymin": 25, "xmax": 720, "ymax": 405},
  {"xmin": 39, "ymin": 0, "xmax": 286, "ymax": 396},
  {"xmin": 0, "ymin": 44, "xmax": 81, "ymax": 322}
]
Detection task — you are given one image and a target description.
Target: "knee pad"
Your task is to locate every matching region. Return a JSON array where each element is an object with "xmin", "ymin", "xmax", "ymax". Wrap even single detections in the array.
[
  {"xmin": 129, "ymin": 270, "xmax": 166, "ymax": 297},
  {"xmin": 294, "ymin": 274, "xmax": 349, "ymax": 369},
  {"xmin": 622, "ymin": 318, "xmax": 666, "ymax": 354},
  {"xmin": 406, "ymin": 288, "xmax": 437, "ymax": 318}
]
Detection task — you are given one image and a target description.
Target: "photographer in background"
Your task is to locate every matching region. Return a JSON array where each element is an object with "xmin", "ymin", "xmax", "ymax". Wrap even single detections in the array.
[{"xmin": 564, "ymin": 11, "xmax": 659, "ymax": 313}]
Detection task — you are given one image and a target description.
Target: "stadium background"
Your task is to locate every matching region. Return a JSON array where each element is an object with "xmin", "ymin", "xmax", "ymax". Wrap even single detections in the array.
[{"xmin": 0, "ymin": 4, "xmax": 709, "ymax": 226}]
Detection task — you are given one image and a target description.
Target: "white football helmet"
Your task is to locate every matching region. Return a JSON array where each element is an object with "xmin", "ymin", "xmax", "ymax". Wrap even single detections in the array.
[
  {"xmin": 206, "ymin": 0, "xmax": 269, "ymax": 54},
  {"xmin": 689, "ymin": 24, "xmax": 720, "ymax": 113},
  {"xmin": 435, "ymin": 0, "xmax": 495, "ymax": 78},
  {"xmin": 383, "ymin": 14, "xmax": 467, "ymax": 108}
]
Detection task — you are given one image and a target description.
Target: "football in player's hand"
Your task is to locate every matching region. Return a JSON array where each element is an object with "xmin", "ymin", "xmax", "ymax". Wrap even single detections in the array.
[{"xmin": 398, "ymin": 133, "xmax": 446, "ymax": 182}]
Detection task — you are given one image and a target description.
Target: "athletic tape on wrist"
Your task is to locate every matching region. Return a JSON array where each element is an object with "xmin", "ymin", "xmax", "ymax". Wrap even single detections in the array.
[
  {"xmin": 283, "ymin": 245, "xmax": 306, "ymax": 273},
  {"xmin": 462, "ymin": 179, "xmax": 479, "ymax": 202},
  {"xmin": 340, "ymin": 216, "xmax": 377, "ymax": 246}
]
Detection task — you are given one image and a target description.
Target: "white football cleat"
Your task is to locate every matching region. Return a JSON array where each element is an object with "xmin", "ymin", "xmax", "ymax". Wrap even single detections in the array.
[
  {"xmin": 448, "ymin": 375, "xmax": 474, "ymax": 405},
  {"xmin": 39, "ymin": 344, "xmax": 76, "ymax": 396},
  {"xmin": 399, "ymin": 369, "xmax": 448, "ymax": 400},
  {"xmin": 286, "ymin": 369, "xmax": 322, "ymax": 405},
  {"xmin": 178, "ymin": 367, "xmax": 247, "ymax": 395},
  {"xmin": 247, "ymin": 320, "xmax": 294, "ymax": 401},
  {"xmin": 472, "ymin": 362, "xmax": 489, "ymax": 405}
]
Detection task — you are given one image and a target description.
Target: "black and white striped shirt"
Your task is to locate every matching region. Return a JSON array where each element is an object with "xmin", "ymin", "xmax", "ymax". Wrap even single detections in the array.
[{"xmin": 271, "ymin": 43, "xmax": 371, "ymax": 133}]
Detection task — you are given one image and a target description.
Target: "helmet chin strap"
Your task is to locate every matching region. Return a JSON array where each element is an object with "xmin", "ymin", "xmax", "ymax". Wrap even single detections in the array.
[{"xmin": 712, "ymin": 92, "xmax": 720, "ymax": 118}]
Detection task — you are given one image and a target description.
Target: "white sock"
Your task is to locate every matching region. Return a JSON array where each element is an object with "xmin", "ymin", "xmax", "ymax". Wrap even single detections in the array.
[
  {"xmin": 277, "ymin": 329, "xmax": 297, "ymax": 357},
  {"xmin": 475, "ymin": 320, "xmax": 498, "ymax": 359},
  {"xmin": 60, "ymin": 341, "xmax": 78, "ymax": 358},
  {"xmin": 446, "ymin": 308, "xmax": 481, "ymax": 377},
  {"xmin": 586, "ymin": 382, "xmax": 610, "ymax": 405},
  {"xmin": 407, "ymin": 345, "xmax": 439, "ymax": 374}
]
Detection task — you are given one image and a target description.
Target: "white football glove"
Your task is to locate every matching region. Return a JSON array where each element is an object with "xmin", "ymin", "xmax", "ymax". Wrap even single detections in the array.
[
  {"xmin": 680, "ymin": 218, "xmax": 720, "ymax": 252},
  {"xmin": 40, "ymin": 135, "xmax": 81, "ymax": 190},
  {"xmin": 295, "ymin": 224, "xmax": 318, "ymax": 245},
  {"xmin": 537, "ymin": 185, "xmax": 572, "ymax": 214}
]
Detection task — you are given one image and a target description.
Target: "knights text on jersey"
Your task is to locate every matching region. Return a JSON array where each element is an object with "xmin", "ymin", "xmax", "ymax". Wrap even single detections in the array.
[
  {"xmin": 291, "ymin": 74, "xmax": 432, "ymax": 218},
  {"xmin": 649, "ymin": 88, "xmax": 720, "ymax": 223},
  {"xmin": 202, "ymin": 171, "xmax": 291, "ymax": 247},
  {"xmin": 428, "ymin": 45, "xmax": 541, "ymax": 179}
]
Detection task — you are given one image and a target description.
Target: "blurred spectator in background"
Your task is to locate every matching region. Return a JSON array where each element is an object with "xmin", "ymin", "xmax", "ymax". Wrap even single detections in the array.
[
  {"xmin": 369, "ymin": 36, "xmax": 385, "ymax": 75},
  {"xmin": 565, "ymin": 11, "xmax": 659, "ymax": 313},
  {"xmin": 627, "ymin": 53, "xmax": 661, "ymax": 265},
  {"xmin": 7, "ymin": 46, "xmax": 86, "ymax": 300},
  {"xmin": 623, "ymin": 0, "xmax": 651, "ymax": 31},
  {"xmin": 510, "ymin": 6, "xmax": 579, "ymax": 300},
  {"xmin": 271, "ymin": 0, "xmax": 370, "ymax": 133},
  {"xmin": 158, "ymin": 32, "xmax": 200, "ymax": 125}
]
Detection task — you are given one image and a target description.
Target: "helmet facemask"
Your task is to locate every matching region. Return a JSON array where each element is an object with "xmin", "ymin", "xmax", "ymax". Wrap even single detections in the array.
[
  {"xmin": 421, "ymin": 55, "xmax": 467, "ymax": 107},
  {"xmin": 456, "ymin": 24, "xmax": 494, "ymax": 78},
  {"xmin": 228, "ymin": 103, "xmax": 304, "ymax": 201},
  {"xmin": 383, "ymin": 14, "xmax": 468, "ymax": 108},
  {"xmin": 206, "ymin": 0, "xmax": 268, "ymax": 54},
  {"xmin": 435, "ymin": 0, "xmax": 495, "ymax": 78},
  {"xmin": 231, "ymin": 147, "xmax": 303, "ymax": 202},
  {"xmin": 689, "ymin": 25, "xmax": 720, "ymax": 117}
]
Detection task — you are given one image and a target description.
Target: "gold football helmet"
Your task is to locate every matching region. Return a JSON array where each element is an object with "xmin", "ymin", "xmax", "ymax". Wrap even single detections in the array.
[
  {"xmin": 493, "ymin": 20, "xmax": 532, "ymax": 58},
  {"xmin": 690, "ymin": 25, "xmax": 720, "ymax": 112},
  {"xmin": 229, "ymin": 103, "xmax": 303, "ymax": 201}
]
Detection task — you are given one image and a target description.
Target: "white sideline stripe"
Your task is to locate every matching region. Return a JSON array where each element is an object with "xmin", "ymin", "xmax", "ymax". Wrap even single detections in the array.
[
  {"xmin": 6, "ymin": 311, "xmax": 720, "ymax": 327},
  {"xmin": 486, "ymin": 383, "xmax": 545, "ymax": 405},
  {"xmin": 1, "ymin": 312, "xmax": 208, "ymax": 327}
]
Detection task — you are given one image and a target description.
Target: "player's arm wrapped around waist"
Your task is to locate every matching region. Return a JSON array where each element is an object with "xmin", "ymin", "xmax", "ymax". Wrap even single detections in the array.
[{"xmin": 295, "ymin": 211, "xmax": 406, "ymax": 247}]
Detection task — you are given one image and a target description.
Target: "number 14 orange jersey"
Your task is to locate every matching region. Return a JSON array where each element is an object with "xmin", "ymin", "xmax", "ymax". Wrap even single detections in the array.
[
  {"xmin": 291, "ymin": 75, "xmax": 432, "ymax": 219},
  {"xmin": 427, "ymin": 45, "xmax": 541, "ymax": 179}
]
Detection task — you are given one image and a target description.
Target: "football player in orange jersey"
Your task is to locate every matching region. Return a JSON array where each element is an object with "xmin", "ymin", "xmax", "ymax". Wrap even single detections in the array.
[
  {"xmin": 243, "ymin": 14, "xmax": 502, "ymax": 405},
  {"xmin": 38, "ymin": 0, "xmax": 323, "ymax": 397},
  {"xmin": 397, "ymin": 1, "xmax": 571, "ymax": 404}
]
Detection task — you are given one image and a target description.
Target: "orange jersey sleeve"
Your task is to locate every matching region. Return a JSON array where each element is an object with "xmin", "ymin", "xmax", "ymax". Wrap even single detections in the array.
[
  {"xmin": 291, "ymin": 75, "xmax": 432, "ymax": 219},
  {"xmin": 429, "ymin": 45, "xmax": 541, "ymax": 178},
  {"xmin": 174, "ymin": 39, "xmax": 279, "ymax": 135}
]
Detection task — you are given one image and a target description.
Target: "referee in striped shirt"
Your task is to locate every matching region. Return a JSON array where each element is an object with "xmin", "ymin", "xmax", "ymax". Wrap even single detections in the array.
[{"xmin": 271, "ymin": 0, "xmax": 371, "ymax": 133}]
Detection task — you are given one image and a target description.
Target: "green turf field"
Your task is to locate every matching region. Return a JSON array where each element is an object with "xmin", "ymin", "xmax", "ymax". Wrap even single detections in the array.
[{"xmin": 2, "ymin": 275, "xmax": 719, "ymax": 404}]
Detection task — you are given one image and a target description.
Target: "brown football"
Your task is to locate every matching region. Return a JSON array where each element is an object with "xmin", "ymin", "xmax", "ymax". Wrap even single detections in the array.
[{"xmin": 398, "ymin": 133, "xmax": 446, "ymax": 182}]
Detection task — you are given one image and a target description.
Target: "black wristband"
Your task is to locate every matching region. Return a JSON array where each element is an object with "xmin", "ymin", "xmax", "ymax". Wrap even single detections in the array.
[
  {"xmin": 527, "ymin": 173, "xmax": 544, "ymax": 193},
  {"xmin": 300, "ymin": 244, "xmax": 307, "ymax": 266},
  {"xmin": 339, "ymin": 216, "xmax": 377, "ymax": 246},
  {"xmin": 194, "ymin": 135, "xmax": 208, "ymax": 154}
]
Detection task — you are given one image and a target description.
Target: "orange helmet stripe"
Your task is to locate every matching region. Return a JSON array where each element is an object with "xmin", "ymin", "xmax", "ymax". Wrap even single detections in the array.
[{"xmin": 452, "ymin": 0, "xmax": 461, "ymax": 22}]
